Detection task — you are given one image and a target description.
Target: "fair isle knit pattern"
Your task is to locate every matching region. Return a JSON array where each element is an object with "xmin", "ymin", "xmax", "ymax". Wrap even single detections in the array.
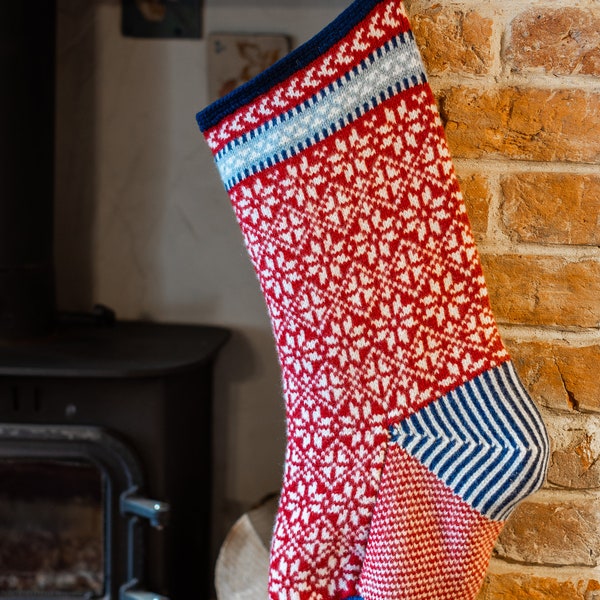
[{"xmin": 197, "ymin": 1, "xmax": 550, "ymax": 599}]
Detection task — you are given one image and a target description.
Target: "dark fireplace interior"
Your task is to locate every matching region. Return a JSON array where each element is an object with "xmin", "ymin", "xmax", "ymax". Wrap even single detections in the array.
[
  {"xmin": 0, "ymin": 2, "xmax": 228, "ymax": 599},
  {"xmin": 0, "ymin": 459, "xmax": 104, "ymax": 594}
]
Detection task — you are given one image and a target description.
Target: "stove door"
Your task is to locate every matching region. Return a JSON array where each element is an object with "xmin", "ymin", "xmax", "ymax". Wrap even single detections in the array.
[{"xmin": 0, "ymin": 424, "xmax": 169, "ymax": 600}]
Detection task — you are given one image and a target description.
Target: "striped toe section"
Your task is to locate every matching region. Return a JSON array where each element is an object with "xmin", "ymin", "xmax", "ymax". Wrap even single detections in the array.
[{"xmin": 389, "ymin": 361, "xmax": 550, "ymax": 521}]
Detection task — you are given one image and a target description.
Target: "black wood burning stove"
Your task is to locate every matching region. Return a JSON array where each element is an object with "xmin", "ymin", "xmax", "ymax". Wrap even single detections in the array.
[
  {"xmin": 0, "ymin": 2, "xmax": 230, "ymax": 598},
  {"xmin": 0, "ymin": 320, "xmax": 229, "ymax": 600}
]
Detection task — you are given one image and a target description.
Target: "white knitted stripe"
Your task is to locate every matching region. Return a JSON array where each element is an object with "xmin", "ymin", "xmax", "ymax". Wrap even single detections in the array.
[{"xmin": 213, "ymin": 31, "xmax": 426, "ymax": 190}]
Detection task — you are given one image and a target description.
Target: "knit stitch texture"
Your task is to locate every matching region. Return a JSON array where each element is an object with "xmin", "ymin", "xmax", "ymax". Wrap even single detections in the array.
[{"xmin": 197, "ymin": 1, "xmax": 550, "ymax": 598}]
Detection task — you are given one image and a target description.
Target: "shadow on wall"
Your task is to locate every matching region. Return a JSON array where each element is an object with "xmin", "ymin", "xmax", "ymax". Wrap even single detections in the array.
[
  {"xmin": 211, "ymin": 326, "xmax": 285, "ymax": 555},
  {"xmin": 56, "ymin": 0, "xmax": 173, "ymax": 314},
  {"xmin": 56, "ymin": 0, "xmax": 98, "ymax": 311}
]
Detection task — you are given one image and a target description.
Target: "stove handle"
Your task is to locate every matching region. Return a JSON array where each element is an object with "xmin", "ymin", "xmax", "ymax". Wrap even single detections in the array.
[
  {"xmin": 120, "ymin": 590, "xmax": 170, "ymax": 600},
  {"xmin": 120, "ymin": 579, "xmax": 170, "ymax": 600},
  {"xmin": 121, "ymin": 494, "xmax": 171, "ymax": 529},
  {"xmin": 120, "ymin": 492, "xmax": 172, "ymax": 599}
]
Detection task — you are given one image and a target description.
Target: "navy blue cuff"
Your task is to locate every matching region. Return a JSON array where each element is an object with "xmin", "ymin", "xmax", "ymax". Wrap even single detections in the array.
[{"xmin": 196, "ymin": 0, "xmax": 386, "ymax": 132}]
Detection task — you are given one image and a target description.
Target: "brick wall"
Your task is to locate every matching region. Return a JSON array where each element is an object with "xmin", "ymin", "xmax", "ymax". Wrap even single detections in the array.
[{"xmin": 405, "ymin": 0, "xmax": 600, "ymax": 597}]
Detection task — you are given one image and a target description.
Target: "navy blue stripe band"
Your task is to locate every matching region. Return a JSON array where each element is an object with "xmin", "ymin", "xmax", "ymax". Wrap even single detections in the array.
[
  {"xmin": 196, "ymin": 0, "xmax": 387, "ymax": 132},
  {"xmin": 389, "ymin": 361, "xmax": 549, "ymax": 521}
]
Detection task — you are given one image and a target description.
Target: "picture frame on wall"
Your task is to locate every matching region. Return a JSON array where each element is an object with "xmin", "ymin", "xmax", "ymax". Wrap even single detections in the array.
[
  {"xmin": 122, "ymin": 0, "xmax": 203, "ymax": 38},
  {"xmin": 207, "ymin": 33, "xmax": 291, "ymax": 102}
]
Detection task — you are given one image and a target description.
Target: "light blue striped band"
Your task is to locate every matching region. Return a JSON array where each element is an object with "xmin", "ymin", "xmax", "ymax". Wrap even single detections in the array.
[
  {"xmin": 213, "ymin": 31, "xmax": 426, "ymax": 191},
  {"xmin": 390, "ymin": 361, "xmax": 549, "ymax": 522}
]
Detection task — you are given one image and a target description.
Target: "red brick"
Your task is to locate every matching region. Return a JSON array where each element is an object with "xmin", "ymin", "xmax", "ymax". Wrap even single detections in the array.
[
  {"xmin": 411, "ymin": 6, "xmax": 493, "ymax": 75},
  {"xmin": 477, "ymin": 571, "xmax": 600, "ymax": 599},
  {"xmin": 501, "ymin": 173, "xmax": 600, "ymax": 246},
  {"xmin": 439, "ymin": 87, "xmax": 600, "ymax": 163},
  {"xmin": 457, "ymin": 172, "xmax": 490, "ymax": 242},
  {"xmin": 481, "ymin": 255, "xmax": 600, "ymax": 328},
  {"xmin": 496, "ymin": 498, "xmax": 600, "ymax": 566},
  {"xmin": 505, "ymin": 8, "xmax": 600, "ymax": 76},
  {"xmin": 507, "ymin": 341, "xmax": 600, "ymax": 413},
  {"xmin": 544, "ymin": 412, "xmax": 600, "ymax": 489}
]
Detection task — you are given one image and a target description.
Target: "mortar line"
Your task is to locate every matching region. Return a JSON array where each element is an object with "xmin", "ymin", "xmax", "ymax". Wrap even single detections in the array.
[
  {"xmin": 487, "ymin": 557, "xmax": 600, "ymax": 581},
  {"xmin": 532, "ymin": 487, "xmax": 600, "ymax": 504},
  {"xmin": 454, "ymin": 159, "xmax": 600, "ymax": 176},
  {"xmin": 411, "ymin": 0, "xmax": 600, "ymax": 11},
  {"xmin": 478, "ymin": 241, "xmax": 600, "ymax": 258},
  {"xmin": 482, "ymin": 171, "xmax": 509, "ymax": 245},
  {"xmin": 430, "ymin": 75, "xmax": 600, "ymax": 93},
  {"xmin": 499, "ymin": 324, "xmax": 600, "ymax": 345}
]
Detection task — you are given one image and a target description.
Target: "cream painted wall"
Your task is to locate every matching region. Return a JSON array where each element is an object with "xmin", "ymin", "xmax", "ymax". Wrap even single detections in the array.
[{"xmin": 55, "ymin": 0, "xmax": 348, "ymax": 554}]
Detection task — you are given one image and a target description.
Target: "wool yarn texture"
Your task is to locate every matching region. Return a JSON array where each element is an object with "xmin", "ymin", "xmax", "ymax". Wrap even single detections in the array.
[{"xmin": 197, "ymin": 1, "xmax": 550, "ymax": 598}]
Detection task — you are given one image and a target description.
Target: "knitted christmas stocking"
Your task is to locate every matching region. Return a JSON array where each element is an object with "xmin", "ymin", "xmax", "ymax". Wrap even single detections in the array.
[{"xmin": 197, "ymin": 1, "xmax": 550, "ymax": 599}]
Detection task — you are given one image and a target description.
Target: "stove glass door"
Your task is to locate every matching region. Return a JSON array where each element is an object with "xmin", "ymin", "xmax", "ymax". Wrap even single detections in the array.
[{"xmin": 0, "ymin": 459, "xmax": 105, "ymax": 595}]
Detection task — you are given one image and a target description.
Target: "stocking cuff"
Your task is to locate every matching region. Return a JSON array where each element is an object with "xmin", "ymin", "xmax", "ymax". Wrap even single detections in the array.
[
  {"xmin": 196, "ymin": 0, "xmax": 427, "ymax": 191},
  {"xmin": 197, "ymin": 0, "xmax": 384, "ymax": 132}
]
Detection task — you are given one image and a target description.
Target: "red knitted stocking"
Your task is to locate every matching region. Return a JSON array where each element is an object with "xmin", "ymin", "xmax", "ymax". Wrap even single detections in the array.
[{"xmin": 197, "ymin": 1, "xmax": 549, "ymax": 599}]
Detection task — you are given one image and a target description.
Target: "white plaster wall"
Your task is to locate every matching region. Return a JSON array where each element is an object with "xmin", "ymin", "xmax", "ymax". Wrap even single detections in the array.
[{"xmin": 55, "ymin": 0, "xmax": 348, "ymax": 556}]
